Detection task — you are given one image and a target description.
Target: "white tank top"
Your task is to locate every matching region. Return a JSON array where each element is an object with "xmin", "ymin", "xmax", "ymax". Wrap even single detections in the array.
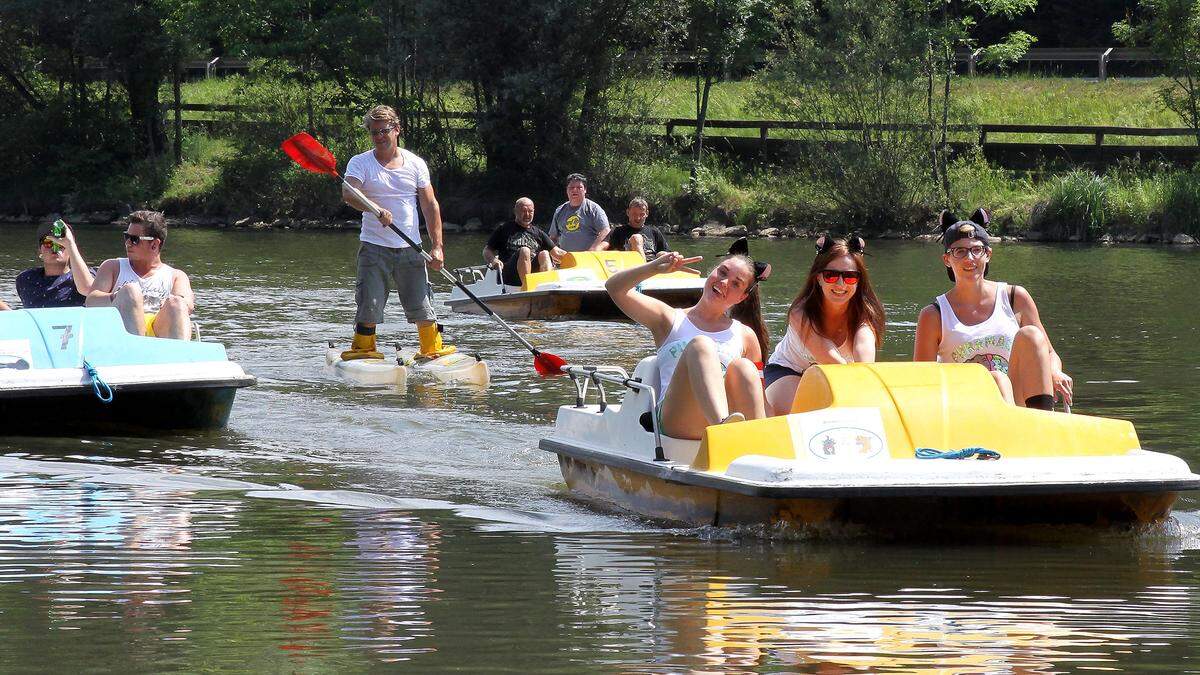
[
  {"xmin": 113, "ymin": 258, "xmax": 176, "ymax": 314},
  {"xmin": 769, "ymin": 319, "xmax": 855, "ymax": 372},
  {"xmin": 655, "ymin": 309, "xmax": 745, "ymax": 395},
  {"xmin": 935, "ymin": 282, "xmax": 1019, "ymax": 373}
]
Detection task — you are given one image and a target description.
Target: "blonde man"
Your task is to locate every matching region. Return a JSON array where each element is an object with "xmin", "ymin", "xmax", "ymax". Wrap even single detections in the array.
[
  {"xmin": 340, "ymin": 104, "xmax": 455, "ymax": 360},
  {"xmin": 605, "ymin": 197, "xmax": 671, "ymax": 260}
]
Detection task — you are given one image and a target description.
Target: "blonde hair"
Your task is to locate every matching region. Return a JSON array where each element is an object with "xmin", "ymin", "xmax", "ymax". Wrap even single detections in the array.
[
  {"xmin": 362, "ymin": 105, "xmax": 400, "ymax": 131},
  {"xmin": 628, "ymin": 197, "xmax": 649, "ymax": 210}
]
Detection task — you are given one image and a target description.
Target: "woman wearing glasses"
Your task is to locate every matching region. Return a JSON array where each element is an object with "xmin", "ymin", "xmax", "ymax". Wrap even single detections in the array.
[
  {"xmin": 606, "ymin": 239, "xmax": 772, "ymax": 440},
  {"xmin": 913, "ymin": 209, "xmax": 1072, "ymax": 410},
  {"xmin": 765, "ymin": 235, "xmax": 886, "ymax": 416}
]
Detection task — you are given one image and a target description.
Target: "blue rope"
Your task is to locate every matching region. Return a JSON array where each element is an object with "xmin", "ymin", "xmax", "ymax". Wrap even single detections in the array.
[
  {"xmin": 82, "ymin": 360, "xmax": 113, "ymax": 404},
  {"xmin": 915, "ymin": 447, "xmax": 1001, "ymax": 460}
]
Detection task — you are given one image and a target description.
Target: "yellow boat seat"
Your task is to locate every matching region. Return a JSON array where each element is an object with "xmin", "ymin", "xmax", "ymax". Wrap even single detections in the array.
[
  {"xmin": 694, "ymin": 363, "xmax": 1140, "ymax": 473},
  {"xmin": 521, "ymin": 251, "xmax": 698, "ymax": 291}
]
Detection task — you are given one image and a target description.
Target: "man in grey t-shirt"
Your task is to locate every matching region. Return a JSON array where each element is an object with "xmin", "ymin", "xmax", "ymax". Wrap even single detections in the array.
[{"xmin": 548, "ymin": 173, "xmax": 611, "ymax": 251}]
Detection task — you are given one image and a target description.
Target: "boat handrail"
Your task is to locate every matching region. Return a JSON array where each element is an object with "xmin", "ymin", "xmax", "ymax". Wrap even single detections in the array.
[
  {"xmin": 452, "ymin": 265, "xmax": 490, "ymax": 284},
  {"xmin": 562, "ymin": 364, "xmax": 666, "ymax": 462}
]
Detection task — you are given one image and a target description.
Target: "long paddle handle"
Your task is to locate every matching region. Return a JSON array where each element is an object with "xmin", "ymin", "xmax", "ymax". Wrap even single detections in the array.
[{"xmin": 342, "ymin": 180, "xmax": 548, "ymax": 358}]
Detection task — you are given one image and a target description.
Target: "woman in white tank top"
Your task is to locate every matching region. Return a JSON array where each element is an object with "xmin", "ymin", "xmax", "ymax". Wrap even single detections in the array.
[
  {"xmin": 913, "ymin": 209, "xmax": 1072, "ymax": 410},
  {"xmin": 606, "ymin": 239, "xmax": 771, "ymax": 440},
  {"xmin": 764, "ymin": 235, "xmax": 886, "ymax": 416}
]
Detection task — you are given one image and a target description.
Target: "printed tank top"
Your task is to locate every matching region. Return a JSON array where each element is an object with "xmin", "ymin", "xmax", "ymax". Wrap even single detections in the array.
[
  {"xmin": 655, "ymin": 309, "xmax": 745, "ymax": 396},
  {"xmin": 113, "ymin": 258, "xmax": 176, "ymax": 314},
  {"xmin": 935, "ymin": 282, "xmax": 1019, "ymax": 373}
]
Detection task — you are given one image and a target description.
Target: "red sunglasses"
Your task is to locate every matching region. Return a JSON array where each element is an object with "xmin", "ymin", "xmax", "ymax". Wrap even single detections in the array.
[{"xmin": 820, "ymin": 269, "xmax": 860, "ymax": 285}]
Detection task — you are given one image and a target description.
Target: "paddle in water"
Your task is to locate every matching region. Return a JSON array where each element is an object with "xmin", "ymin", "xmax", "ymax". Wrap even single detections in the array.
[{"xmin": 281, "ymin": 132, "xmax": 568, "ymax": 377}]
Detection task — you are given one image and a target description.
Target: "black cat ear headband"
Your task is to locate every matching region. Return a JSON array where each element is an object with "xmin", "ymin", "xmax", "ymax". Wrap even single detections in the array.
[
  {"xmin": 726, "ymin": 237, "xmax": 772, "ymax": 285},
  {"xmin": 815, "ymin": 233, "xmax": 867, "ymax": 255}
]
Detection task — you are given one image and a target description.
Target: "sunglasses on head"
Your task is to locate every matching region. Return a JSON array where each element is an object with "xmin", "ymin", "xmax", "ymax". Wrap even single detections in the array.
[
  {"xmin": 816, "ymin": 233, "xmax": 867, "ymax": 255},
  {"xmin": 124, "ymin": 233, "xmax": 156, "ymax": 245},
  {"xmin": 820, "ymin": 269, "xmax": 861, "ymax": 285}
]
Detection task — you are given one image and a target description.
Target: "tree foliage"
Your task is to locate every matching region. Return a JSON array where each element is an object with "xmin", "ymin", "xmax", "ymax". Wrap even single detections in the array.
[{"xmin": 1115, "ymin": 0, "xmax": 1200, "ymax": 143}]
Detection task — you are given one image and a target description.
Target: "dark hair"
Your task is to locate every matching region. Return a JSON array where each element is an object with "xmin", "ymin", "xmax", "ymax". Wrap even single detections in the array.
[
  {"xmin": 565, "ymin": 173, "xmax": 587, "ymax": 186},
  {"xmin": 129, "ymin": 210, "xmax": 167, "ymax": 245},
  {"xmin": 726, "ymin": 254, "xmax": 770, "ymax": 360},
  {"xmin": 788, "ymin": 237, "xmax": 886, "ymax": 349},
  {"xmin": 938, "ymin": 208, "xmax": 990, "ymax": 281}
]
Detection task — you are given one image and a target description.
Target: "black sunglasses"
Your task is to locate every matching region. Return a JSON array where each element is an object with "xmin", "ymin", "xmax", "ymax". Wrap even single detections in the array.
[{"xmin": 124, "ymin": 233, "xmax": 156, "ymax": 245}]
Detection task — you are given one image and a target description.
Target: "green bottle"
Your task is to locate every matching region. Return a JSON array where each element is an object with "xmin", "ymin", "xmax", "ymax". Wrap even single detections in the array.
[{"xmin": 49, "ymin": 219, "xmax": 66, "ymax": 252}]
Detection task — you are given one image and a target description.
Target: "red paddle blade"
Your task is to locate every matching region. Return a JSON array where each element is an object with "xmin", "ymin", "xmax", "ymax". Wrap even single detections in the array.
[
  {"xmin": 281, "ymin": 132, "xmax": 339, "ymax": 177},
  {"xmin": 534, "ymin": 352, "xmax": 568, "ymax": 377}
]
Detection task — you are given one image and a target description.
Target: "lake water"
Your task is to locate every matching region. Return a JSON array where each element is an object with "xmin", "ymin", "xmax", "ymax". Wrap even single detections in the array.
[{"xmin": 1, "ymin": 226, "xmax": 1198, "ymax": 671}]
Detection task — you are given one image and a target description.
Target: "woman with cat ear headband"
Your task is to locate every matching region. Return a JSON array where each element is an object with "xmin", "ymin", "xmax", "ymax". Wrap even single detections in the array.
[
  {"xmin": 913, "ymin": 208, "xmax": 1072, "ymax": 411},
  {"xmin": 764, "ymin": 233, "xmax": 886, "ymax": 417},
  {"xmin": 605, "ymin": 238, "xmax": 771, "ymax": 440}
]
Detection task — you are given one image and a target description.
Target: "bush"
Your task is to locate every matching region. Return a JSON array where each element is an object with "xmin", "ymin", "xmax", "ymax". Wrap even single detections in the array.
[{"xmin": 1035, "ymin": 170, "xmax": 1110, "ymax": 240}]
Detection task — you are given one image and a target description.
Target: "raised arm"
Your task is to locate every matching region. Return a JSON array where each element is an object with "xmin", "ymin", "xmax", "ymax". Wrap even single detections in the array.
[
  {"xmin": 54, "ymin": 224, "xmax": 94, "ymax": 295},
  {"xmin": 605, "ymin": 253, "xmax": 702, "ymax": 343},
  {"xmin": 0, "ymin": 298, "xmax": 10, "ymax": 311},
  {"xmin": 913, "ymin": 305, "xmax": 941, "ymax": 361}
]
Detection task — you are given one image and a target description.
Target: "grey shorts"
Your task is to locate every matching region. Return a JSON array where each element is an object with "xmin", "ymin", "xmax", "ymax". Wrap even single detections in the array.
[{"xmin": 354, "ymin": 242, "xmax": 437, "ymax": 325}]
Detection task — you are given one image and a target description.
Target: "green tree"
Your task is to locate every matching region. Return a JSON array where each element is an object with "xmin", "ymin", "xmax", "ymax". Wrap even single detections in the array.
[
  {"xmin": 1115, "ymin": 0, "xmax": 1200, "ymax": 145},
  {"xmin": 683, "ymin": 0, "xmax": 778, "ymax": 178}
]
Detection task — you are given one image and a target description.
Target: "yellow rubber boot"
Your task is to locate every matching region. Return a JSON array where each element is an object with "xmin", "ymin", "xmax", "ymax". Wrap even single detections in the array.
[
  {"xmin": 340, "ymin": 332, "xmax": 383, "ymax": 361},
  {"xmin": 417, "ymin": 322, "xmax": 457, "ymax": 359}
]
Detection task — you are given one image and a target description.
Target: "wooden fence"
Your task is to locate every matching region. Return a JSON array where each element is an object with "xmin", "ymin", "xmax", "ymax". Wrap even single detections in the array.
[{"xmin": 164, "ymin": 102, "xmax": 1200, "ymax": 168}]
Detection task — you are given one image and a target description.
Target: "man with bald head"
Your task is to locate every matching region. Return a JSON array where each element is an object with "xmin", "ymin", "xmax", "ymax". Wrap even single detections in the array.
[{"xmin": 484, "ymin": 197, "xmax": 564, "ymax": 288}]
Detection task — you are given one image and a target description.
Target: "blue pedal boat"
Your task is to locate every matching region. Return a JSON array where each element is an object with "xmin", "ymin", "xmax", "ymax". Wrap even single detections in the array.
[{"xmin": 0, "ymin": 307, "xmax": 255, "ymax": 433}]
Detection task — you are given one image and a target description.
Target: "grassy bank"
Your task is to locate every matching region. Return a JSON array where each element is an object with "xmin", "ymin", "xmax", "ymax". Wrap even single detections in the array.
[{"xmin": 37, "ymin": 74, "xmax": 1200, "ymax": 241}]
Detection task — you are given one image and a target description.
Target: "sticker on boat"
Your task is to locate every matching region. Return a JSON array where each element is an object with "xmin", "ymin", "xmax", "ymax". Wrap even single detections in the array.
[{"xmin": 788, "ymin": 407, "xmax": 890, "ymax": 462}]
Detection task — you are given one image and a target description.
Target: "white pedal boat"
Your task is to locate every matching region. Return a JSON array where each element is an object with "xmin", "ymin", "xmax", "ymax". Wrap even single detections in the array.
[
  {"xmin": 324, "ymin": 343, "xmax": 490, "ymax": 387},
  {"xmin": 446, "ymin": 251, "xmax": 704, "ymax": 320},
  {"xmin": 0, "ymin": 307, "xmax": 255, "ymax": 434},
  {"xmin": 541, "ymin": 359, "xmax": 1200, "ymax": 531}
]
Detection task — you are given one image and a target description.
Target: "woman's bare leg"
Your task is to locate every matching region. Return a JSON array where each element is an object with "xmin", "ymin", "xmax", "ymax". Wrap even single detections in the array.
[
  {"xmin": 765, "ymin": 374, "xmax": 802, "ymax": 417},
  {"xmin": 1008, "ymin": 325, "xmax": 1053, "ymax": 406},
  {"xmin": 660, "ymin": 337, "xmax": 727, "ymax": 440},
  {"xmin": 725, "ymin": 358, "xmax": 766, "ymax": 420},
  {"xmin": 989, "ymin": 369, "xmax": 1015, "ymax": 404}
]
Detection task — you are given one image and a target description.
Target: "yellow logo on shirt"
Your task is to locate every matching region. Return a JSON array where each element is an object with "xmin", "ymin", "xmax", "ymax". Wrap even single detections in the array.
[{"xmin": 565, "ymin": 214, "xmax": 581, "ymax": 232}]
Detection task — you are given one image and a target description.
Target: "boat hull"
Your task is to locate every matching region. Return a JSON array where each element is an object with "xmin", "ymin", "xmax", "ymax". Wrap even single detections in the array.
[
  {"xmin": 1, "ymin": 382, "xmax": 245, "ymax": 435},
  {"xmin": 554, "ymin": 451, "xmax": 1181, "ymax": 531},
  {"xmin": 446, "ymin": 287, "xmax": 702, "ymax": 320}
]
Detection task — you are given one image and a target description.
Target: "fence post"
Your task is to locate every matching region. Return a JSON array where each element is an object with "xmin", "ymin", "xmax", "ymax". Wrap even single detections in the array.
[
  {"xmin": 1099, "ymin": 48, "xmax": 1113, "ymax": 82},
  {"xmin": 969, "ymin": 49, "xmax": 980, "ymax": 77}
]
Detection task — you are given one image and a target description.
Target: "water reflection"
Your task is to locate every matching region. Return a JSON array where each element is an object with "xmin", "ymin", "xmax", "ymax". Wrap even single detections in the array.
[{"xmin": 1, "ymin": 227, "xmax": 1199, "ymax": 669}]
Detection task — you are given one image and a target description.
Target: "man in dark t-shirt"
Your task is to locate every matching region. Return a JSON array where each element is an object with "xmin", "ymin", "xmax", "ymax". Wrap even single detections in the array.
[
  {"xmin": 484, "ymin": 197, "xmax": 565, "ymax": 287},
  {"xmin": 605, "ymin": 197, "xmax": 670, "ymax": 261},
  {"xmin": 15, "ymin": 222, "xmax": 95, "ymax": 309}
]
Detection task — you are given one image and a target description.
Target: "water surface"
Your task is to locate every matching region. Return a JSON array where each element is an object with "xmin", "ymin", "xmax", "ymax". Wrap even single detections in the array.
[{"xmin": 0, "ymin": 226, "xmax": 1198, "ymax": 671}]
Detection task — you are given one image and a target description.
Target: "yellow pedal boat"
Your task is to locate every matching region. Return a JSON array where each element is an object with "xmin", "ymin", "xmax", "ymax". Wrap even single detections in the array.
[
  {"xmin": 541, "ymin": 360, "xmax": 1200, "ymax": 532},
  {"xmin": 446, "ymin": 251, "xmax": 704, "ymax": 320}
]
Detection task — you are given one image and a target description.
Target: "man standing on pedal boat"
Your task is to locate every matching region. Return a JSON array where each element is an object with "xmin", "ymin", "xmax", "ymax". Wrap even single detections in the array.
[{"xmin": 339, "ymin": 104, "xmax": 456, "ymax": 361}]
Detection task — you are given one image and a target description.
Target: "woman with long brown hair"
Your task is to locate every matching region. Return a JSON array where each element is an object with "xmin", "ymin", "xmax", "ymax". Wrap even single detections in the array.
[
  {"xmin": 764, "ymin": 235, "xmax": 886, "ymax": 416},
  {"xmin": 605, "ymin": 239, "xmax": 771, "ymax": 440}
]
